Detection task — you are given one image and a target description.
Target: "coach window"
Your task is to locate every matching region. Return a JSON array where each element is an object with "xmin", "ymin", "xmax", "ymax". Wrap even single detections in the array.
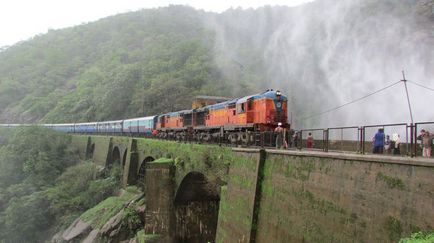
[{"xmin": 237, "ymin": 103, "xmax": 245, "ymax": 113}]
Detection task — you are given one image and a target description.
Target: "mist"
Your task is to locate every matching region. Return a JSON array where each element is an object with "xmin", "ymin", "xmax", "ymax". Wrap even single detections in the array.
[{"xmin": 209, "ymin": 0, "xmax": 434, "ymax": 129}]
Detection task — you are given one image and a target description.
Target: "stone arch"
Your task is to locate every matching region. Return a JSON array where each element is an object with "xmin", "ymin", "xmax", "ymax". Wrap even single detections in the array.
[
  {"xmin": 174, "ymin": 171, "xmax": 220, "ymax": 243},
  {"xmin": 107, "ymin": 146, "xmax": 121, "ymax": 169},
  {"xmin": 137, "ymin": 156, "xmax": 155, "ymax": 189},
  {"xmin": 86, "ymin": 143, "xmax": 95, "ymax": 160},
  {"xmin": 122, "ymin": 148, "xmax": 128, "ymax": 168}
]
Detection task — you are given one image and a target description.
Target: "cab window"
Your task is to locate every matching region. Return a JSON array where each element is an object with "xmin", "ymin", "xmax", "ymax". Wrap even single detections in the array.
[{"xmin": 237, "ymin": 103, "xmax": 246, "ymax": 113}]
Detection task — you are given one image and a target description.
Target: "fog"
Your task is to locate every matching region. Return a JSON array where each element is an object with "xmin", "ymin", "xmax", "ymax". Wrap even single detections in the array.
[{"xmin": 209, "ymin": 0, "xmax": 434, "ymax": 129}]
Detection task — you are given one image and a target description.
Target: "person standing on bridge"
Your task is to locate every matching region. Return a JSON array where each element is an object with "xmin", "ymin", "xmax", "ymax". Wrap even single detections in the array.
[
  {"xmin": 275, "ymin": 123, "xmax": 284, "ymax": 149},
  {"xmin": 372, "ymin": 128, "xmax": 385, "ymax": 154},
  {"xmin": 392, "ymin": 133, "xmax": 401, "ymax": 155},
  {"xmin": 306, "ymin": 132, "xmax": 314, "ymax": 149},
  {"xmin": 384, "ymin": 135, "xmax": 392, "ymax": 154},
  {"xmin": 418, "ymin": 129, "xmax": 434, "ymax": 157}
]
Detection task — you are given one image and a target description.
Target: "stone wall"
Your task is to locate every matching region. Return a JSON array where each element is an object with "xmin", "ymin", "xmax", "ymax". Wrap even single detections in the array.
[
  {"xmin": 70, "ymin": 135, "xmax": 434, "ymax": 242},
  {"xmin": 215, "ymin": 149, "xmax": 263, "ymax": 243},
  {"xmin": 245, "ymin": 150, "xmax": 434, "ymax": 243}
]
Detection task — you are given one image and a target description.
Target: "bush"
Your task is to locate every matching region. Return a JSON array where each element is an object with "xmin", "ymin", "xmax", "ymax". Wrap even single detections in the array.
[{"xmin": 3, "ymin": 191, "xmax": 53, "ymax": 242}]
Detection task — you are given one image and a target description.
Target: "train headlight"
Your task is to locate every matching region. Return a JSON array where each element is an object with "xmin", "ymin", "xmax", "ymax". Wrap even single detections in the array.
[{"xmin": 276, "ymin": 90, "xmax": 281, "ymax": 96}]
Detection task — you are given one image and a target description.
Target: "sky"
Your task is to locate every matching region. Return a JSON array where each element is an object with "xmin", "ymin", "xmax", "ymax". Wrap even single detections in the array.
[{"xmin": 0, "ymin": 0, "xmax": 313, "ymax": 48}]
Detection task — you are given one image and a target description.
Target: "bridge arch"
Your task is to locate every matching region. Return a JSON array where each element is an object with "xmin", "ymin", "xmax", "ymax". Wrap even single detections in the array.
[
  {"xmin": 86, "ymin": 143, "xmax": 95, "ymax": 160},
  {"xmin": 137, "ymin": 156, "xmax": 155, "ymax": 189},
  {"xmin": 107, "ymin": 146, "xmax": 121, "ymax": 169},
  {"xmin": 174, "ymin": 171, "xmax": 220, "ymax": 243},
  {"xmin": 122, "ymin": 148, "xmax": 128, "ymax": 168}
]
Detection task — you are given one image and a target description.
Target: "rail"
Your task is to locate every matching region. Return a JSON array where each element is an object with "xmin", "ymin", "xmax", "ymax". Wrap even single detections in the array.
[
  {"xmin": 293, "ymin": 122, "xmax": 434, "ymax": 158},
  {"xmin": 69, "ymin": 121, "xmax": 434, "ymax": 158}
]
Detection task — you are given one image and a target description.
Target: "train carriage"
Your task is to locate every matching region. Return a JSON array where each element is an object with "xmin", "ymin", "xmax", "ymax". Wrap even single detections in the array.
[
  {"xmin": 123, "ymin": 116, "xmax": 156, "ymax": 135},
  {"xmin": 97, "ymin": 120, "xmax": 123, "ymax": 134},
  {"xmin": 75, "ymin": 122, "xmax": 98, "ymax": 133},
  {"xmin": 51, "ymin": 123, "xmax": 75, "ymax": 133}
]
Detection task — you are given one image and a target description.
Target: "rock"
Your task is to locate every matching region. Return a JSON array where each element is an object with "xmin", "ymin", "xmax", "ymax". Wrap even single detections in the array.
[
  {"xmin": 50, "ymin": 231, "xmax": 66, "ymax": 243},
  {"xmin": 61, "ymin": 218, "xmax": 92, "ymax": 241},
  {"xmin": 82, "ymin": 229, "xmax": 100, "ymax": 243},
  {"xmin": 128, "ymin": 238, "xmax": 138, "ymax": 243},
  {"xmin": 100, "ymin": 211, "xmax": 124, "ymax": 236}
]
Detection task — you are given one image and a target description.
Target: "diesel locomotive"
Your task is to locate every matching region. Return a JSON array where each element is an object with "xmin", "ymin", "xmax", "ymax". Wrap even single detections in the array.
[{"xmin": 1, "ymin": 90, "xmax": 288, "ymax": 143}]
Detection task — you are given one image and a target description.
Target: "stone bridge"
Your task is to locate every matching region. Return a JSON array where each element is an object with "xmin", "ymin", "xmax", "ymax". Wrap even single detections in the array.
[{"xmin": 71, "ymin": 135, "xmax": 434, "ymax": 243}]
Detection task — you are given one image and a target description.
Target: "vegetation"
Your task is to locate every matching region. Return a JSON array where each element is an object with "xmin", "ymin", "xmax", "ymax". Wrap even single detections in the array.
[
  {"xmin": 0, "ymin": 2, "xmax": 432, "ymax": 126},
  {"xmin": 400, "ymin": 231, "xmax": 434, "ymax": 243},
  {"xmin": 0, "ymin": 127, "xmax": 121, "ymax": 242},
  {"xmin": 80, "ymin": 186, "xmax": 140, "ymax": 229},
  {"xmin": 0, "ymin": 6, "xmax": 241, "ymax": 123}
]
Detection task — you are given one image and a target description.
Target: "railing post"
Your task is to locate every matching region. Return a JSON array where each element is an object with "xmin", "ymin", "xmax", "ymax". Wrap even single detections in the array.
[
  {"xmin": 361, "ymin": 126, "xmax": 365, "ymax": 154},
  {"xmin": 298, "ymin": 130, "xmax": 303, "ymax": 150},
  {"xmin": 412, "ymin": 123, "xmax": 416, "ymax": 157},
  {"xmin": 323, "ymin": 129, "xmax": 329, "ymax": 152}
]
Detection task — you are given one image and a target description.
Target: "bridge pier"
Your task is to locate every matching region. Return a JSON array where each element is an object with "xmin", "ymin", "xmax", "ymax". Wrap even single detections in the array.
[
  {"xmin": 143, "ymin": 162, "xmax": 176, "ymax": 239},
  {"xmin": 122, "ymin": 138, "xmax": 139, "ymax": 187}
]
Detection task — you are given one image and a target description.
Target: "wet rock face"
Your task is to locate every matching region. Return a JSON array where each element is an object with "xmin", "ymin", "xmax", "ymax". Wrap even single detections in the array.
[
  {"xmin": 174, "ymin": 200, "xmax": 220, "ymax": 243},
  {"xmin": 51, "ymin": 191, "xmax": 145, "ymax": 243},
  {"xmin": 61, "ymin": 219, "xmax": 92, "ymax": 242}
]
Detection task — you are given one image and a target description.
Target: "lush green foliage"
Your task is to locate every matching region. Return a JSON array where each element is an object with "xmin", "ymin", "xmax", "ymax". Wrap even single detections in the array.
[
  {"xmin": 0, "ymin": 6, "xmax": 241, "ymax": 123},
  {"xmin": 0, "ymin": 128, "xmax": 121, "ymax": 242},
  {"xmin": 80, "ymin": 186, "xmax": 140, "ymax": 228},
  {"xmin": 400, "ymin": 231, "xmax": 434, "ymax": 243}
]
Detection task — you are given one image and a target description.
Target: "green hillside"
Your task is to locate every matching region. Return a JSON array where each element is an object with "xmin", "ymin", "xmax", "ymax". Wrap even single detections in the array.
[{"xmin": 0, "ymin": 1, "xmax": 433, "ymax": 125}]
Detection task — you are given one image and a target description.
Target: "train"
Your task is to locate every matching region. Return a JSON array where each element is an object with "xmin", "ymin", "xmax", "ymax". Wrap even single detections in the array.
[{"xmin": 0, "ymin": 90, "xmax": 288, "ymax": 143}]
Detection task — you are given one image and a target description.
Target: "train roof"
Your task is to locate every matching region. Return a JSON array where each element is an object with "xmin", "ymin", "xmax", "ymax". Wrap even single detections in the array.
[
  {"xmin": 123, "ymin": 116, "xmax": 156, "ymax": 122},
  {"xmin": 97, "ymin": 120, "xmax": 123, "ymax": 124},
  {"xmin": 75, "ymin": 122, "xmax": 98, "ymax": 125},
  {"xmin": 206, "ymin": 99, "xmax": 238, "ymax": 110},
  {"xmin": 237, "ymin": 90, "xmax": 287, "ymax": 104}
]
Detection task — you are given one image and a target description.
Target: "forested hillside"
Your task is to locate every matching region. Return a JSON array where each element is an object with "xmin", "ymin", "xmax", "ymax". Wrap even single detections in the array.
[
  {"xmin": 0, "ymin": 128, "xmax": 122, "ymax": 242},
  {"xmin": 0, "ymin": 1, "xmax": 433, "ymax": 126}
]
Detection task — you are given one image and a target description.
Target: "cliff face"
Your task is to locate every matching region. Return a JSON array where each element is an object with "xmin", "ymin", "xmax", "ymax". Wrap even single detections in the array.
[
  {"xmin": 0, "ymin": 1, "xmax": 433, "ymax": 126},
  {"xmin": 51, "ymin": 187, "xmax": 160, "ymax": 243}
]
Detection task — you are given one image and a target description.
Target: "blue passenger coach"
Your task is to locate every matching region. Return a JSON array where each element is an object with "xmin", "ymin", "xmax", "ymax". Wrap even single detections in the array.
[{"xmin": 122, "ymin": 116, "xmax": 156, "ymax": 135}]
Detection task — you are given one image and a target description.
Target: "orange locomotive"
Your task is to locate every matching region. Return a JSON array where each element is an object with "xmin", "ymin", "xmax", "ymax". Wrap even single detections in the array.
[{"xmin": 156, "ymin": 90, "xmax": 288, "ymax": 142}]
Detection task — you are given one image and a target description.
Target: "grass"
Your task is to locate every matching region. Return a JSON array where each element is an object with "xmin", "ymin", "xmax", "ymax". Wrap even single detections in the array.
[
  {"xmin": 377, "ymin": 172, "xmax": 405, "ymax": 190},
  {"xmin": 80, "ymin": 186, "xmax": 141, "ymax": 228},
  {"xmin": 400, "ymin": 231, "xmax": 434, "ymax": 243},
  {"xmin": 135, "ymin": 230, "xmax": 161, "ymax": 243},
  {"xmin": 149, "ymin": 157, "xmax": 173, "ymax": 164}
]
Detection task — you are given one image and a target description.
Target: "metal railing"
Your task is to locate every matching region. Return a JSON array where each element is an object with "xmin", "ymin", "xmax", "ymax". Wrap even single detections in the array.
[
  {"xmin": 79, "ymin": 121, "xmax": 434, "ymax": 158},
  {"xmin": 293, "ymin": 122, "xmax": 434, "ymax": 158}
]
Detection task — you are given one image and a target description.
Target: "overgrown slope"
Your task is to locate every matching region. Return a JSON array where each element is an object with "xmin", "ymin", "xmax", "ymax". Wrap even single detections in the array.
[{"xmin": 0, "ymin": 127, "xmax": 121, "ymax": 242}]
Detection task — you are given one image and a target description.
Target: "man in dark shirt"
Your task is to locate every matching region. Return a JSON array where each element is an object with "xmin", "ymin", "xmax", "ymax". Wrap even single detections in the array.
[{"xmin": 372, "ymin": 128, "xmax": 385, "ymax": 154}]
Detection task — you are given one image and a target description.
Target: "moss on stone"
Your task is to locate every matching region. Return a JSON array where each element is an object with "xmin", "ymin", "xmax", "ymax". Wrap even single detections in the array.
[
  {"xmin": 377, "ymin": 172, "xmax": 405, "ymax": 190},
  {"xmin": 293, "ymin": 189, "xmax": 346, "ymax": 215},
  {"xmin": 149, "ymin": 157, "xmax": 173, "ymax": 164},
  {"xmin": 385, "ymin": 216, "xmax": 403, "ymax": 242},
  {"xmin": 80, "ymin": 186, "xmax": 141, "ymax": 228}
]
